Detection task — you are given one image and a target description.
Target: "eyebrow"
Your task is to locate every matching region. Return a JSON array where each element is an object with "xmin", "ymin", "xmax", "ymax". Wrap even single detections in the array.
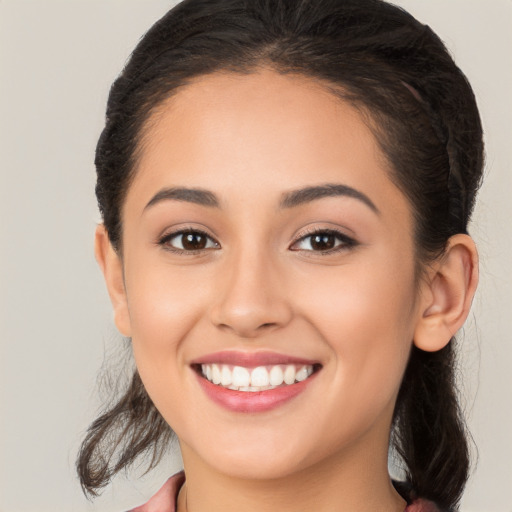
[
  {"xmin": 144, "ymin": 187, "xmax": 220, "ymax": 210},
  {"xmin": 279, "ymin": 183, "xmax": 379, "ymax": 213},
  {"xmin": 144, "ymin": 183, "xmax": 379, "ymax": 214}
]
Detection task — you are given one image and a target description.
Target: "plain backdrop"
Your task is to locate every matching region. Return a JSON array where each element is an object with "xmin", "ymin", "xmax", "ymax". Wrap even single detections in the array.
[{"xmin": 0, "ymin": 1, "xmax": 511, "ymax": 511}]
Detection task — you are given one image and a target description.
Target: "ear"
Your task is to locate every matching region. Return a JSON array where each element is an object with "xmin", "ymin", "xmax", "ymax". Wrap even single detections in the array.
[
  {"xmin": 414, "ymin": 234, "xmax": 478, "ymax": 352},
  {"xmin": 94, "ymin": 224, "xmax": 132, "ymax": 337}
]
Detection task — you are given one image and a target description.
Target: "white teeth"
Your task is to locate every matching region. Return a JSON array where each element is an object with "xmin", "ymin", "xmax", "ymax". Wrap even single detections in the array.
[
  {"xmin": 232, "ymin": 366, "xmax": 250, "ymax": 387},
  {"xmin": 239, "ymin": 386, "xmax": 259, "ymax": 392},
  {"xmin": 221, "ymin": 365, "xmax": 232, "ymax": 386},
  {"xmin": 200, "ymin": 363, "xmax": 316, "ymax": 390},
  {"xmin": 269, "ymin": 365, "xmax": 284, "ymax": 386},
  {"xmin": 212, "ymin": 364, "xmax": 222, "ymax": 385},
  {"xmin": 295, "ymin": 366, "xmax": 310, "ymax": 382},
  {"xmin": 250, "ymin": 366, "xmax": 270, "ymax": 387},
  {"xmin": 283, "ymin": 365, "xmax": 296, "ymax": 385}
]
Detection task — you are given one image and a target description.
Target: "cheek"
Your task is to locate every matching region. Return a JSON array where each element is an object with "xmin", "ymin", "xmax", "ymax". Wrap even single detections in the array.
[
  {"xmin": 299, "ymin": 252, "xmax": 417, "ymax": 338},
  {"xmin": 125, "ymin": 263, "xmax": 218, "ymax": 433},
  {"xmin": 296, "ymin": 253, "xmax": 418, "ymax": 397},
  {"xmin": 125, "ymin": 260, "xmax": 212, "ymax": 375}
]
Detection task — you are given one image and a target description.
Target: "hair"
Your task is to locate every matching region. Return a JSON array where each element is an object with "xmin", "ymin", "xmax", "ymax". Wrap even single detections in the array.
[{"xmin": 78, "ymin": 0, "xmax": 484, "ymax": 508}]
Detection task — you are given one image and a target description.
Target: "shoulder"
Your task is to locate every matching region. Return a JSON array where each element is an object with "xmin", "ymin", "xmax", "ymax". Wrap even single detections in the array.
[{"xmin": 128, "ymin": 471, "xmax": 185, "ymax": 512}]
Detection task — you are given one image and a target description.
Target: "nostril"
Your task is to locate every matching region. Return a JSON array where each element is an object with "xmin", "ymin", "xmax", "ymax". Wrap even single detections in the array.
[{"xmin": 210, "ymin": 294, "xmax": 293, "ymax": 338}]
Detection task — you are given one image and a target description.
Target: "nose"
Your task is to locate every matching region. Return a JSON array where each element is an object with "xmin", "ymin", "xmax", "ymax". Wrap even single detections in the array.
[{"xmin": 209, "ymin": 247, "xmax": 293, "ymax": 339}]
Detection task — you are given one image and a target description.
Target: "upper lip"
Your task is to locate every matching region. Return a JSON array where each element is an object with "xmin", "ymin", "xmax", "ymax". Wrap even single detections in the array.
[{"xmin": 190, "ymin": 350, "xmax": 320, "ymax": 368}]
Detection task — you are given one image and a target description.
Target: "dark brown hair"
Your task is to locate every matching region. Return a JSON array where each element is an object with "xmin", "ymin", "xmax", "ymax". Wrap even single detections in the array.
[{"xmin": 78, "ymin": 0, "xmax": 484, "ymax": 508}]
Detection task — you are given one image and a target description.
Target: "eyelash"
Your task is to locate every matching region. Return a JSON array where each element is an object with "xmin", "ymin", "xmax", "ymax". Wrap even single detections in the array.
[
  {"xmin": 290, "ymin": 227, "xmax": 357, "ymax": 255},
  {"xmin": 158, "ymin": 228, "xmax": 219, "ymax": 255},
  {"xmin": 158, "ymin": 227, "xmax": 357, "ymax": 256}
]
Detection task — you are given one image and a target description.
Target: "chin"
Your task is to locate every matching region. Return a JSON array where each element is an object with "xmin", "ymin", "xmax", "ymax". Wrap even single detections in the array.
[
  {"xmin": 177, "ymin": 421, "xmax": 313, "ymax": 480},
  {"xmin": 209, "ymin": 451, "xmax": 310, "ymax": 481}
]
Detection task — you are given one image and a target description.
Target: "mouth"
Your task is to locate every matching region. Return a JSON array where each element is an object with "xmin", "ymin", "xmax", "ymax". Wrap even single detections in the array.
[
  {"xmin": 193, "ymin": 362, "xmax": 321, "ymax": 392},
  {"xmin": 191, "ymin": 351, "xmax": 322, "ymax": 412}
]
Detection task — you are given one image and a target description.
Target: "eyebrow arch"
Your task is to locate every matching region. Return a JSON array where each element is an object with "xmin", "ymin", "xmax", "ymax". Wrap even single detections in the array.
[
  {"xmin": 279, "ymin": 183, "xmax": 379, "ymax": 214},
  {"xmin": 143, "ymin": 183, "xmax": 379, "ymax": 214},
  {"xmin": 144, "ymin": 187, "xmax": 220, "ymax": 211}
]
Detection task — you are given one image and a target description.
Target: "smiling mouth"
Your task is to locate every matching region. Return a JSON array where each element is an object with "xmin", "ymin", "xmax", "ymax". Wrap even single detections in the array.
[{"xmin": 194, "ymin": 363, "xmax": 321, "ymax": 392}]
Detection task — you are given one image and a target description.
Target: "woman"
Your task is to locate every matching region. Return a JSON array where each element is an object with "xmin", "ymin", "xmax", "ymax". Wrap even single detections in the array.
[{"xmin": 77, "ymin": 0, "xmax": 483, "ymax": 510}]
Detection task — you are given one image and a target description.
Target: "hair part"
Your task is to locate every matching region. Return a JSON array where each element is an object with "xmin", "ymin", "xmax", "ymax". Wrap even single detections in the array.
[{"xmin": 82, "ymin": 0, "xmax": 484, "ymax": 507}]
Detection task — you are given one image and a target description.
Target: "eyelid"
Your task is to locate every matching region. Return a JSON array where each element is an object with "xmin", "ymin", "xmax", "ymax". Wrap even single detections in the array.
[
  {"xmin": 158, "ymin": 226, "xmax": 220, "ymax": 255},
  {"xmin": 156, "ymin": 225, "xmax": 358, "ymax": 256},
  {"xmin": 290, "ymin": 227, "xmax": 358, "ymax": 254}
]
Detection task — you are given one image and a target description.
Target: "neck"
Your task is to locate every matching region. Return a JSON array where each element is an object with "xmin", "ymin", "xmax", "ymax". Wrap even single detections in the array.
[{"xmin": 178, "ymin": 430, "xmax": 406, "ymax": 512}]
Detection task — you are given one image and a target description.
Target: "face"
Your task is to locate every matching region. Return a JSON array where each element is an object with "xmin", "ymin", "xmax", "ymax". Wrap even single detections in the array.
[{"xmin": 115, "ymin": 69, "xmax": 425, "ymax": 479}]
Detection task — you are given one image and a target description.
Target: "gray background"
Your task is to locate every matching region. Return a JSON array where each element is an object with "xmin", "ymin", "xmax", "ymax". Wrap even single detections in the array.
[{"xmin": 0, "ymin": 1, "xmax": 510, "ymax": 510}]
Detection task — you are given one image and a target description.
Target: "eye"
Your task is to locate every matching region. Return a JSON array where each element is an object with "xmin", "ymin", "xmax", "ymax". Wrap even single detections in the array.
[
  {"xmin": 290, "ymin": 229, "xmax": 357, "ymax": 254},
  {"xmin": 159, "ymin": 229, "xmax": 220, "ymax": 254}
]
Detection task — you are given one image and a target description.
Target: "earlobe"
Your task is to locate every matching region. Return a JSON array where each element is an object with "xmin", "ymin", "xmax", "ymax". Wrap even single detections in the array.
[
  {"xmin": 94, "ymin": 225, "xmax": 132, "ymax": 337},
  {"xmin": 414, "ymin": 234, "xmax": 478, "ymax": 352}
]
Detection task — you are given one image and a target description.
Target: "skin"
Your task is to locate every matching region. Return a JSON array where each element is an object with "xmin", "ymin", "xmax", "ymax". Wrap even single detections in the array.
[{"xmin": 96, "ymin": 69, "xmax": 478, "ymax": 512}]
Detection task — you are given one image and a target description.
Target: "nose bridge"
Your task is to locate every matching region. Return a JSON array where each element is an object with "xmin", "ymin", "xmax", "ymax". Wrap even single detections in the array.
[{"xmin": 210, "ymin": 240, "xmax": 292, "ymax": 337}]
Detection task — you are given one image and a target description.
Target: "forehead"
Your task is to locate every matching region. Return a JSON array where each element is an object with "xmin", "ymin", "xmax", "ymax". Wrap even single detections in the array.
[
  {"xmin": 139, "ymin": 70, "xmax": 367, "ymax": 165},
  {"xmin": 126, "ymin": 69, "xmax": 407, "ymax": 221}
]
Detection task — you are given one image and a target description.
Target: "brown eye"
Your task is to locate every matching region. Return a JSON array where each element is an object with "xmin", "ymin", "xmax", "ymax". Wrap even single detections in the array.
[
  {"xmin": 291, "ymin": 229, "xmax": 356, "ymax": 253},
  {"xmin": 310, "ymin": 233, "xmax": 336, "ymax": 251},
  {"xmin": 160, "ymin": 229, "xmax": 219, "ymax": 252},
  {"xmin": 181, "ymin": 232, "xmax": 208, "ymax": 250}
]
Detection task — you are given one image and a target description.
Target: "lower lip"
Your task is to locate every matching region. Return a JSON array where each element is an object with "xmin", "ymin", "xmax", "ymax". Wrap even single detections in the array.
[{"xmin": 196, "ymin": 372, "xmax": 318, "ymax": 413}]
